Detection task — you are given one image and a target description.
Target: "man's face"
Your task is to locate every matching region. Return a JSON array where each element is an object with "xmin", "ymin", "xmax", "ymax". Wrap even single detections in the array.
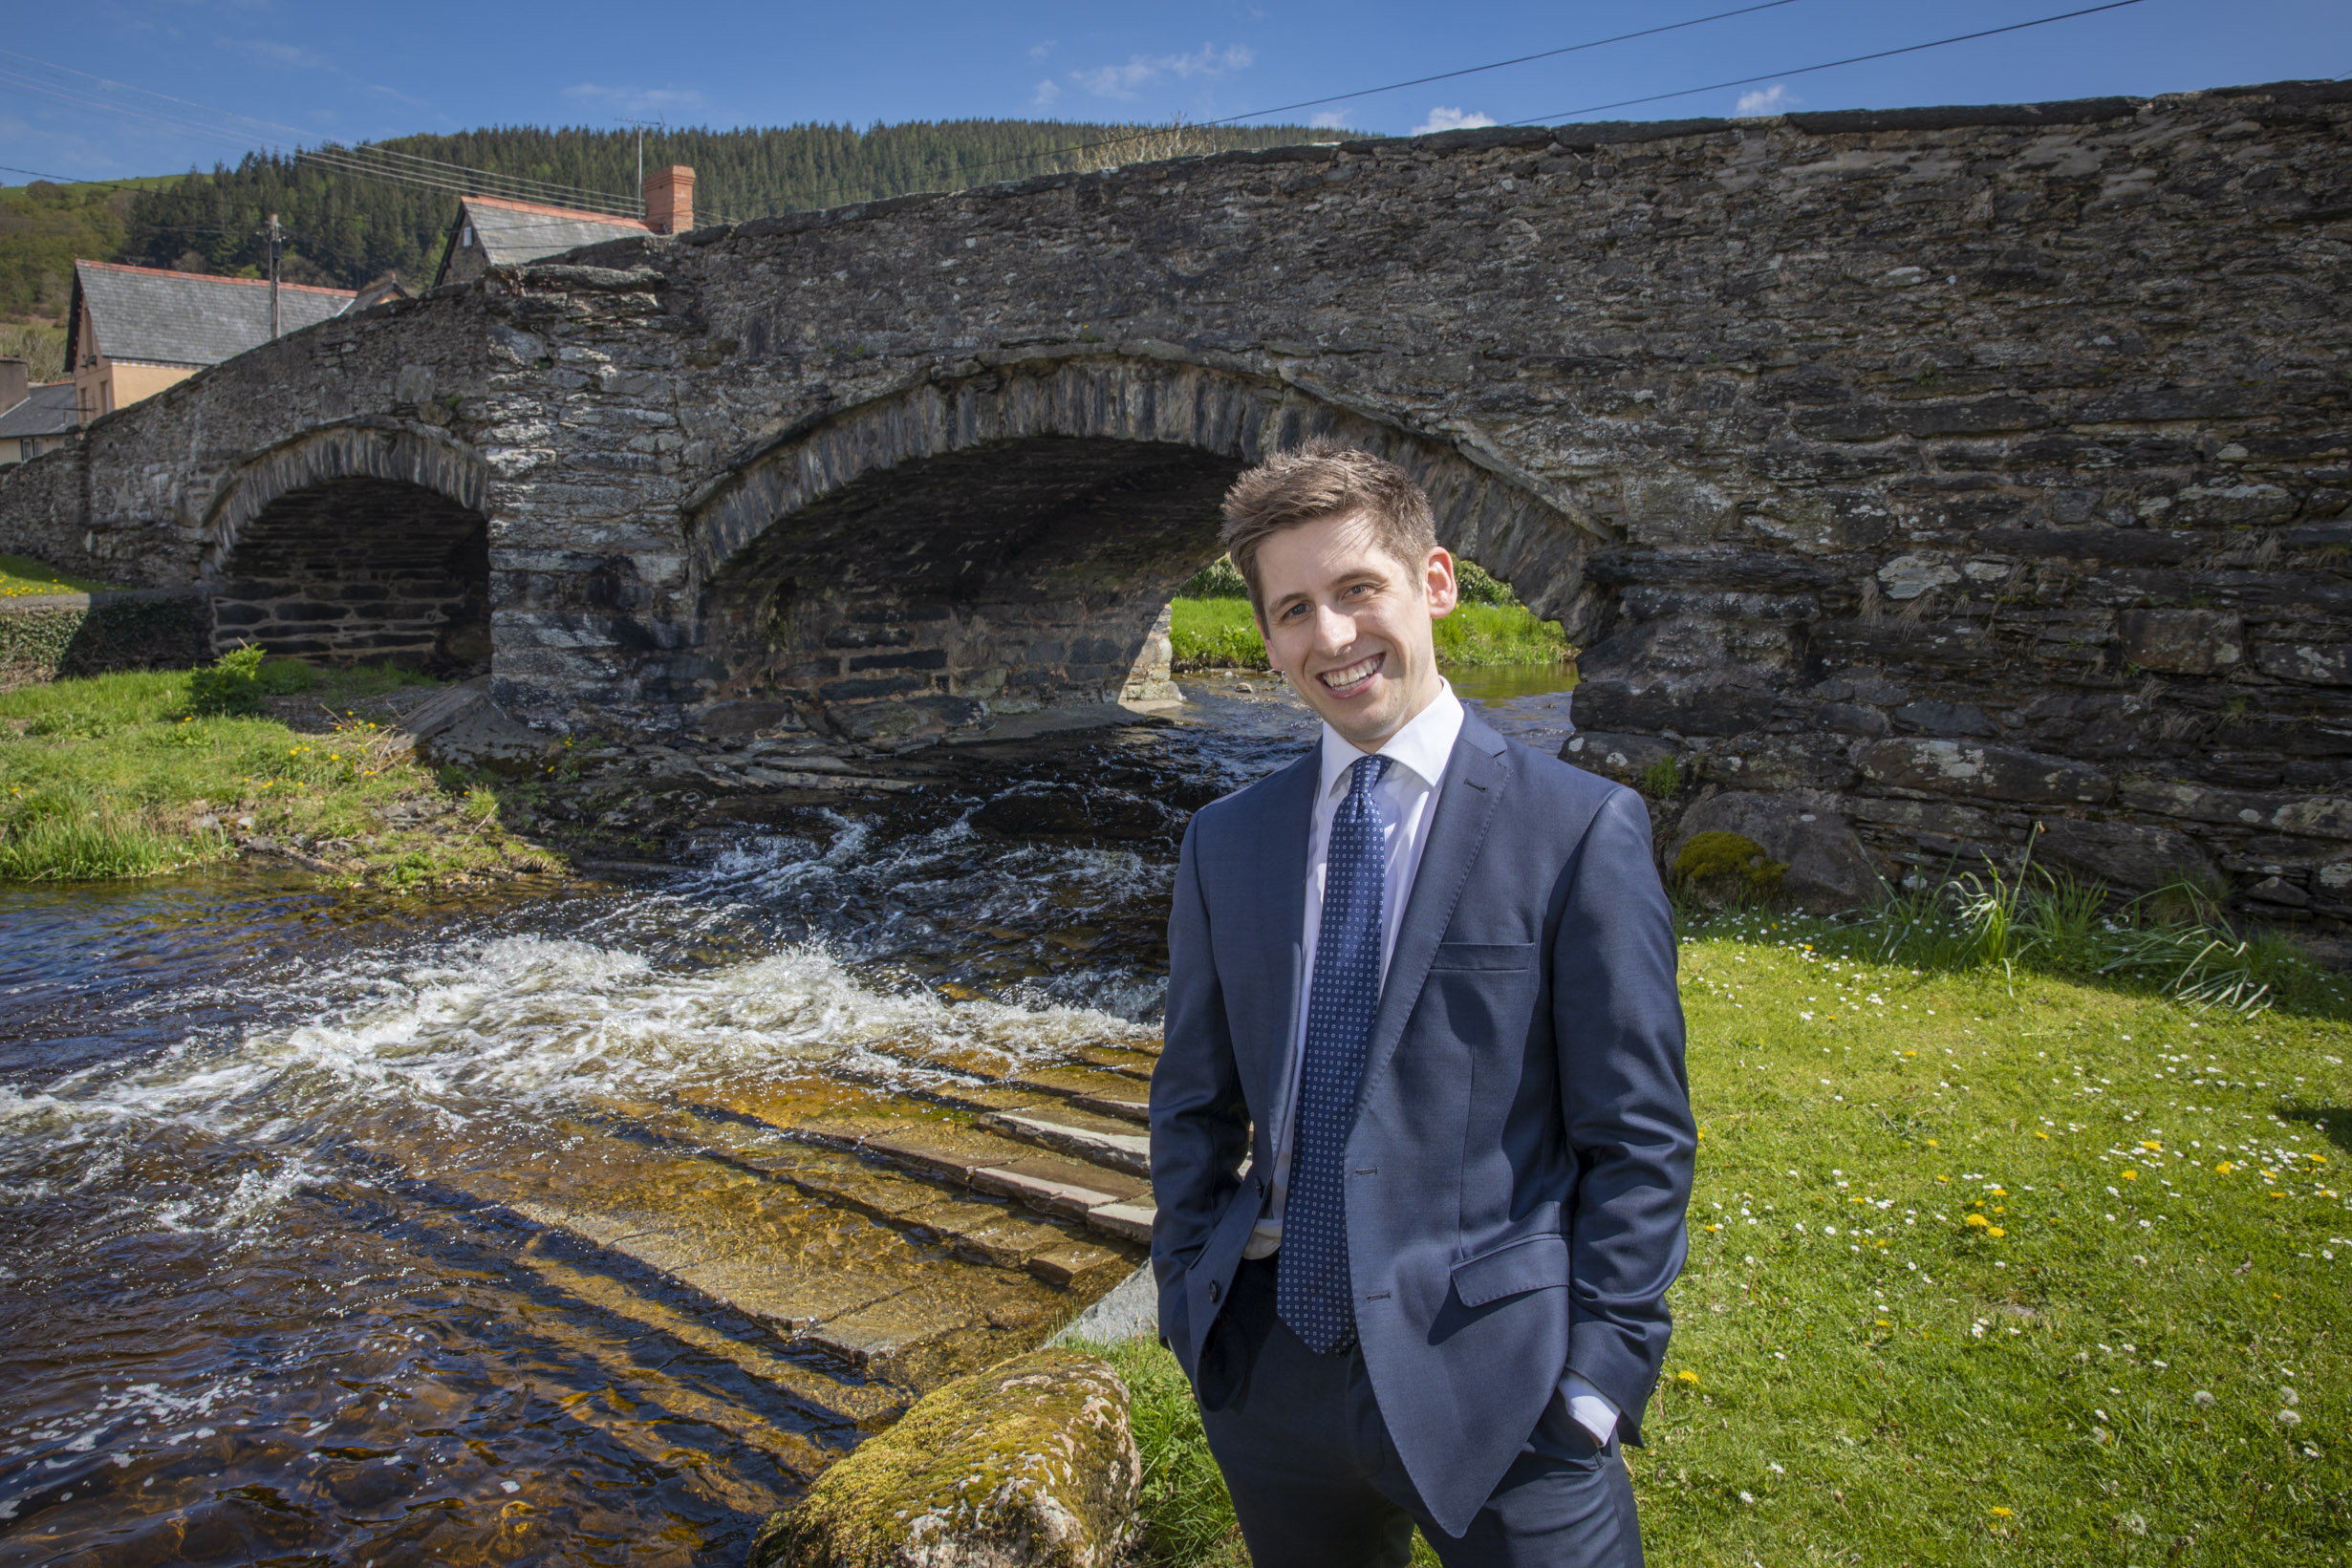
[{"xmin": 1252, "ymin": 510, "xmax": 1457, "ymax": 752}]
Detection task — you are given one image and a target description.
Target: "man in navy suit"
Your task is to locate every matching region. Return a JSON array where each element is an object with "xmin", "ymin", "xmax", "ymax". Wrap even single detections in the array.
[{"xmin": 1150, "ymin": 443, "xmax": 1694, "ymax": 1566}]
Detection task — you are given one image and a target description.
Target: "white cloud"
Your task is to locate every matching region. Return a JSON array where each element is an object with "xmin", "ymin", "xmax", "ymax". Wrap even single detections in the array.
[
  {"xmin": 1032, "ymin": 78, "xmax": 1061, "ymax": 109},
  {"xmin": 1310, "ymin": 110, "xmax": 1350, "ymax": 130},
  {"xmin": 1413, "ymin": 106, "xmax": 1496, "ymax": 135},
  {"xmin": 1029, "ymin": 40, "xmax": 1056, "ymax": 60},
  {"xmin": 1735, "ymin": 84, "xmax": 1797, "ymax": 116},
  {"xmin": 1071, "ymin": 43, "xmax": 1253, "ymax": 100},
  {"xmin": 562, "ymin": 83, "xmax": 709, "ymax": 114}
]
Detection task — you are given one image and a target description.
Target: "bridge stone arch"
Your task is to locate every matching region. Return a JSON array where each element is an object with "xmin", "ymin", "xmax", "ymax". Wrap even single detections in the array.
[
  {"xmin": 690, "ymin": 355, "xmax": 1604, "ymax": 741},
  {"xmin": 202, "ymin": 421, "xmax": 494, "ymax": 672}
]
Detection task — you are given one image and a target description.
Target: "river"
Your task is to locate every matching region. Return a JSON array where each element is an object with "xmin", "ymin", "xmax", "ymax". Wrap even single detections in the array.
[{"xmin": 0, "ymin": 670, "xmax": 1576, "ymax": 1567}]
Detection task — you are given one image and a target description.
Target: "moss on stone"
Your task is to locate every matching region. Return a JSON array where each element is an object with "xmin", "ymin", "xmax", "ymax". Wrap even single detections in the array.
[
  {"xmin": 1673, "ymin": 830, "xmax": 1787, "ymax": 907},
  {"xmin": 747, "ymin": 1349, "xmax": 1140, "ymax": 1568}
]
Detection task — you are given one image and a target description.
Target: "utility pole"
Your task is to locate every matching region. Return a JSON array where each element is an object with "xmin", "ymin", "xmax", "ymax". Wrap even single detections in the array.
[{"xmin": 267, "ymin": 213, "xmax": 283, "ymax": 340}]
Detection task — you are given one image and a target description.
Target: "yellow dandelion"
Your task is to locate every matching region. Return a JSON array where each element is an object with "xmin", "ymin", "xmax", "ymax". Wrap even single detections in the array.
[
  {"xmin": 1987, "ymin": 1226, "xmax": 2006, "ymax": 1238},
  {"xmin": 1874, "ymin": 1319, "xmax": 1890, "ymax": 1328},
  {"xmin": 2141, "ymin": 1141, "xmax": 2161, "ymax": 1152},
  {"xmin": 1991, "ymin": 1506, "xmax": 2013, "ymax": 1519},
  {"xmin": 1676, "ymin": 1370, "xmax": 1699, "ymax": 1386},
  {"xmin": 2122, "ymin": 1170, "xmax": 2136, "ymax": 1180},
  {"xmin": 1965, "ymin": 1214, "xmax": 1990, "ymax": 1229},
  {"xmin": 2215, "ymin": 1161, "xmax": 2235, "ymax": 1174},
  {"xmin": 2036, "ymin": 1130, "xmax": 2049, "ymax": 1139}
]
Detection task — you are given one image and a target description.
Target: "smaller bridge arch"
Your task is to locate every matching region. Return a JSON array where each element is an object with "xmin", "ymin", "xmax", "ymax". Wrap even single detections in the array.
[
  {"xmin": 690, "ymin": 356, "xmax": 1602, "ymax": 740},
  {"xmin": 201, "ymin": 422, "xmax": 494, "ymax": 672}
]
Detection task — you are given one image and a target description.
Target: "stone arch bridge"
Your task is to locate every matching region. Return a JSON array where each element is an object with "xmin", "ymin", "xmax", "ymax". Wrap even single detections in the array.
[{"xmin": 7, "ymin": 79, "xmax": 2352, "ymax": 920}]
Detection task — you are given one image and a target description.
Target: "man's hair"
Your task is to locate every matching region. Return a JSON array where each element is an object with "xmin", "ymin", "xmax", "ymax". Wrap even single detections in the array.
[{"xmin": 1219, "ymin": 440, "xmax": 1437, "ymax": 609}]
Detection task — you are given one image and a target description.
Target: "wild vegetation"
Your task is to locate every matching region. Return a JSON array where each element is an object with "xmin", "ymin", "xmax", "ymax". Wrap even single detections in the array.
[
  {"xmin": 0, "ymin": 651, "xmax": 554, "ymax": 886},
  {"xmin": 0, "ymin": 174, "xmax": 187, "ymax": 342},
  {"xmin": 1168, "ymin": 556, "xmax": 1573, "ymax": 674},
  {"xmin": 1088, "ymin": 885, "xmax": 2351, "ymax": 1566}
]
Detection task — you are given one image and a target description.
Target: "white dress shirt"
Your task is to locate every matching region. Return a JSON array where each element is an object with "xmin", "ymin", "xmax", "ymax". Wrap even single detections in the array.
[{"xmin": 1239, "ymin": 680, "xmax": 1618, "ymax": 1445}]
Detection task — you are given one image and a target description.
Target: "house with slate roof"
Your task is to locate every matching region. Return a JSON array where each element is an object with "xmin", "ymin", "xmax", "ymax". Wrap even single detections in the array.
[
  {"xmin": 0, "ymin": 357, "xmax": 76, "ymax": 469},
  {"xmin": 433, "ymin": 165, "xmax": 696, "ymax": 287},
  {"xmin": 66, "ymin": 260, "xmax": 357, "ymax": 424},
  {"xmin": 0, "ymin": 386, "xmax": 76, "ymax": 469}
]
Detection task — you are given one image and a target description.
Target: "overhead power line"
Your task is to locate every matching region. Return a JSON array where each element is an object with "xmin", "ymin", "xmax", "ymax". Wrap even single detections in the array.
[
  {"xmin": 792, "ymin": 0, "xmax": 1812, "ymax": 207},
  {"xmin": 0, "ymin": 48, "xmax": 650, "ymax": 218},
  {"xmin": 1509, "ymin": 0, "xmax": 2150, "ymax": 123}
]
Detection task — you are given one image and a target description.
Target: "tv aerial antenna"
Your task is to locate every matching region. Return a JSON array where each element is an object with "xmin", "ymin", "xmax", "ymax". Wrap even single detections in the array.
[{"xmin": 619, "ymin": 118, "xmax": 667, "ymax": 187}]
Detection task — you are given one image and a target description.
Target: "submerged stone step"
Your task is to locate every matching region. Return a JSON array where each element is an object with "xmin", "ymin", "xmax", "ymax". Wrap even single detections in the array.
[
  {"xmin": 510, "ymin": 1235, "xmax": 895, "ymax": 1446},
  {"xmin": 801, "ymin": 1272, "xmax": 1055, "ymax": 1371},
  {"xmin": 390, "ymin": 1112, "xmax": 1082, "ymax": 1383},
  {"xmin": 1011, "ymin": 1066, "xmax": 1151, "ymax": 1125},
  {"xmin": 1068, "ymin": 1043, "xmax": 1161, "ymax": 1082},
  {"xmin": 1085, "ymin": 1199, "xmax": 1157, "ymax": 1245},
  {"xmin": 982, "ymin": 1104, "xmax": 1151, "ymax": 1177},
  {"xmin": 858, "ymin": 1047, "xmax": 1154, "ymax": 1125}
]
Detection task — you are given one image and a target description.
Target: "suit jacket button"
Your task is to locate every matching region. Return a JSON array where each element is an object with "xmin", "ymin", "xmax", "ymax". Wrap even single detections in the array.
[{"xmin": 1207, "ymin": 1279, "xmax": 1223, "ymax": 1303}]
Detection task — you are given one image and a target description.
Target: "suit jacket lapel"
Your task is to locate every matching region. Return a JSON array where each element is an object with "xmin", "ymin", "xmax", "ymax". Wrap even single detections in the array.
[{"xmin": 1358, "ymin": 709, "xmax": 1511, "ymax": 1099}]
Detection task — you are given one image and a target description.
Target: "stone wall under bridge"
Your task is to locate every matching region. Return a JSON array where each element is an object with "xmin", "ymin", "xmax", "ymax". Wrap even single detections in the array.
[{"xmin": 2, "ymin": 78, "xmax": 2349, "ymax": 929}]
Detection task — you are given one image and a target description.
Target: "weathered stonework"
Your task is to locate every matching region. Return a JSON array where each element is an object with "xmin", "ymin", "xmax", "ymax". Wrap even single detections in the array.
[{"xmin": 3, "ymin": 79, "xmax": 2350, "ymax": 921}]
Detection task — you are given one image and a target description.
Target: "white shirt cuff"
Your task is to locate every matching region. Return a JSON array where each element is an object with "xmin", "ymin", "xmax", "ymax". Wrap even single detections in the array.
[{"xmin": 1563, "ymin": 1372, "xmax": 1618, "ymax": 1448}]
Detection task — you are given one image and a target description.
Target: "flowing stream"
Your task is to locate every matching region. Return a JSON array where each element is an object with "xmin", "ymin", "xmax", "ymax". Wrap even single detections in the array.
[{"xmin": 0, "ymin": 673, "xmax": 1576, "ymax": 1567}]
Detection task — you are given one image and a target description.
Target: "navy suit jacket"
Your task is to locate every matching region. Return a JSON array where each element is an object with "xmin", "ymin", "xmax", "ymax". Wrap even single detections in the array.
[{"xmin": 1149, "ymin": 705, "xmax": 1695, "ymax": 1536}]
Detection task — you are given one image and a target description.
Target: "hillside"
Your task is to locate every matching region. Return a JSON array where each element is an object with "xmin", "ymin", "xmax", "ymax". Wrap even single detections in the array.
[
  {"xmin": 2, "ymin": 118, "xmax": 1330, "ymax": 315},
  {"xmin": 0, "ymin": 175, "xmax": 188, "ymax": 373}
]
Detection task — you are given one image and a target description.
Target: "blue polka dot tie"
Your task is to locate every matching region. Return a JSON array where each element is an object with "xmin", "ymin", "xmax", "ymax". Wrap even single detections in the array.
[{"xmin": 1279, "ymin": 753, "xmax": 1392, "ymax": 1355}]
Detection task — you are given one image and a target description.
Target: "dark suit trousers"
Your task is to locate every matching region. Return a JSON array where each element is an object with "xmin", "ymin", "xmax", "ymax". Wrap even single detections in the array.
[{"xmin": 1194, "ymin": 1257, "xmax": 1643, "ymax": 1568}]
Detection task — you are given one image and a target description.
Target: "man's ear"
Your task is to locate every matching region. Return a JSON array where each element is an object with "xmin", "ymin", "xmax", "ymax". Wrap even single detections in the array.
[{"xmin": 1426, "ymin": 547, "xmax": 1461, "ymax": 617}]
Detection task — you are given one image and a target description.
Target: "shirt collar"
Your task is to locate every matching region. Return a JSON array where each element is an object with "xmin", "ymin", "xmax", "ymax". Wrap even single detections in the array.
[{"xmin": 1318, "ymin": 680, "xmax": 1466, "ymax": 801}]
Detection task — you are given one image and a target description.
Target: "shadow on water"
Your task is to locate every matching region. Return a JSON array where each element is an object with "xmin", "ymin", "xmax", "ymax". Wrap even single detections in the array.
[{"xmin": 0, "ymin": 674, "xmax": 1577, "ymax": 1565}]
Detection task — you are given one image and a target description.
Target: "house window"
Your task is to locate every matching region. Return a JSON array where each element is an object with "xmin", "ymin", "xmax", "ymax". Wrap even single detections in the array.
[{"xmin": 461, "ymin": 225, "xmax": 474, "ymax": 247}]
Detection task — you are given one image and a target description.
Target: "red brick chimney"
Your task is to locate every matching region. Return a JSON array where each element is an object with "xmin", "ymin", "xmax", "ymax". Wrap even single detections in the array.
[{"xmin": 643, "ymin": 164, "xmax": 695, "ymax": 235}]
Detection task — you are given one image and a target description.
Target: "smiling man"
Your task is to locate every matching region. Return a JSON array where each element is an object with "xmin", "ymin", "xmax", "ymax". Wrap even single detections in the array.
[{"xmin": 1150, "ymin": 442, "xmax": 1694, "ymax": 1566}]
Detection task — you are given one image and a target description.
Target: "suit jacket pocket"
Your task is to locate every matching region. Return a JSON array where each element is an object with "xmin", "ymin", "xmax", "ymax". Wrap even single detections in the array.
[
  {"xmin": 1451, "ymin": 1233, "xmax": 1568, "ymax": 1308},
  {"xmin": 1429, "ymin": 940, "xmax": 1537, "ymax": 972}
]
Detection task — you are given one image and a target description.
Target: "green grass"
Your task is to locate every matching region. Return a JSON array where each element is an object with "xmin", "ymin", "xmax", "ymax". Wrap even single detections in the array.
[
  {"xmin": 1170, "ymin": 597, "xmax": 1275, "ymax": 672},
  {"xmin": 1098, "ymin": 908, "xmax": 2352, "ymax": 1565},
  {"xmin": 0, "ymin": 553, "xmax": 120, "ymax": 599},
  {"xmin": 1168, "ymin": 597, "xmax": 1570, "ymax": 673},
  {"xmin": 0, "ymin": 656, "xmax": 558, "ymax": 885}
]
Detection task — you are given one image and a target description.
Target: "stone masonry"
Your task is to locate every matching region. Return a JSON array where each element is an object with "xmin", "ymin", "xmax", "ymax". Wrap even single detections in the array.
[{"xmin": 2, "ymin": 79, "xmax": 2349, "ymax": 921}]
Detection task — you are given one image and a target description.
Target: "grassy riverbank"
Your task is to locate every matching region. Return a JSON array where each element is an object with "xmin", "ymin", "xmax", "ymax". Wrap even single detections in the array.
[
  {"xmin": 1167, "ymin": 555, "xmax": 1572, "ymax": 674},
  {"xmin": 1169, "ymin": 597, "xmax": 1570, "ymax": 673},
  {"xmin": 0, "ymin": 553, "xmax": 119, "ymax": 599},
  {"xmin": 1095, "ymin": 911, "xmax": 2352, "ymax": 1566},
  {"xmin": 0, "ymin": 657, "xmax": 558, "ymax": 885}
]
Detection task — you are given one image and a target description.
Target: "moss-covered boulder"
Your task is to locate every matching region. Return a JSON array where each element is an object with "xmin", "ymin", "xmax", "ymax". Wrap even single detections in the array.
[
  {"xmin": 747, "ymin": 1350, "xmax": 1140, "ymax": 1568},
  {"xmin": 1672, "ymin": 829, "xmax": 1788, "ymax": 908}
]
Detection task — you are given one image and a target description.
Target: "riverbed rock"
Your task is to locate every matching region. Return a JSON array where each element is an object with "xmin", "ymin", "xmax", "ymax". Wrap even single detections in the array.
[
  {"xmin": 1670, "ymin": 791, "xmax": 1885, "ymax": 913},
  {"xmin": 399, "ymin": 677, "xmax": 553, "ymax": 771},
  {"xmin": 745, "ymin": 1350, "xmax": 1140, "ymax": 1568}
]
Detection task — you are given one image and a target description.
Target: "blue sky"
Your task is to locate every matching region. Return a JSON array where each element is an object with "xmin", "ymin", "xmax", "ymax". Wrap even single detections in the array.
[{"xmin": 4, "ymin": 0, "xmax": 2349, "ymax": 183}]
